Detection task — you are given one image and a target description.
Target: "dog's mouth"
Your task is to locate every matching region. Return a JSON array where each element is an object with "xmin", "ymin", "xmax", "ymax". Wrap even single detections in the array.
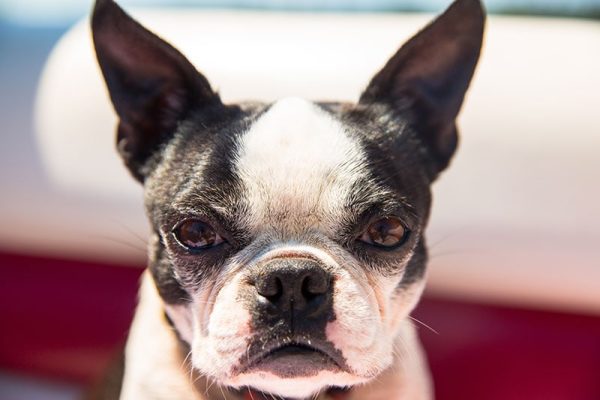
[{"xmin": 238, "ymin": 341, "xmax": 345, "ymax": 377}]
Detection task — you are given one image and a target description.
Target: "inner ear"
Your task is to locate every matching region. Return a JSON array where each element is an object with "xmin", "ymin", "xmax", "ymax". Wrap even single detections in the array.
[
  {"xmin": 92, "ymin": 0, "xmax": 223, "ymax": 181},
  {"xmin": 359, "ymin": 0, "xmax": 485, "ymax": 177}
]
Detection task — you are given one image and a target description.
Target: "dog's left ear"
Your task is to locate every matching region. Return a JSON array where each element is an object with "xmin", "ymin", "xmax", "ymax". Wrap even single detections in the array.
[
  {"xmin": 360, "ymin": 0, "xmax": 485, "ymax": 177},
  {"xmin": 91, "ymin": 0, "xmax": 223, "ymax": 182}
]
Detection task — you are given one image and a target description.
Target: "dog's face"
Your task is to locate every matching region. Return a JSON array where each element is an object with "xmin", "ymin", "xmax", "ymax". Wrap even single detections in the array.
[{"xmin": 92, "ymin": 0, "xmax": 484, "ymax": 398}]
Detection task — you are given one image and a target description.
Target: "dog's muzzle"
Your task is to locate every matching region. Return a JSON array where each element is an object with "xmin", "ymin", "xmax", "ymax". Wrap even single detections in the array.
[{"xmin": 239, "ymin": 258, "xmax": 346, "ymax": 377}]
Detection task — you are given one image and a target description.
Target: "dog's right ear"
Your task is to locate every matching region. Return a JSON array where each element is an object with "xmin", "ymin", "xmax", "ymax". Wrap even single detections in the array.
[{"xmin": 92, "ymin": 0, "xmax": 222, "ymax": 182}]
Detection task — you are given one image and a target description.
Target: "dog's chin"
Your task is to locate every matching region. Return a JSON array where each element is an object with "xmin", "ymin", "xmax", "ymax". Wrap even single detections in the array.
[
  {"xmin": 244, "ymin": 344, "xmax": 342, "ymax": 378},
  {"xmin": 225, "ymin": 369, "xmax": 366, "ymax": 399}
]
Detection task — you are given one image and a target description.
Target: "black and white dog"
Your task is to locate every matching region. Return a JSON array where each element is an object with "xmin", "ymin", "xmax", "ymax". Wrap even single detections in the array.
[{"xmin": 91, "ymin": 0, "xmax": 484, "ymax": 398}]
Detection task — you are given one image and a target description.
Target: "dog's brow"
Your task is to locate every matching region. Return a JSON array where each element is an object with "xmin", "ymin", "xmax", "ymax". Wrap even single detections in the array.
[
  {"xmin": 169, "ymin": 200, "xmax": 245, "ymax": 233},
  {"xmin": 371, "ymin": 198, "xmax": 414, "ymax": 217},
  {"xmin": 348, "ymin": 193, "xmax": 418, "ymax": 225}
]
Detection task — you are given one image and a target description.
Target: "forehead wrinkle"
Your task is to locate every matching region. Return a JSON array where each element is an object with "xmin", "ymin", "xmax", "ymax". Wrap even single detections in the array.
[{"xmin": 234, "ymin": 97, "xmax": 370, "ymax": 235}]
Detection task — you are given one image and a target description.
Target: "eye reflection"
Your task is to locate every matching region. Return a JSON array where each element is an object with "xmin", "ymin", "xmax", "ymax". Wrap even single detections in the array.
[
  {"xmin": 174, "ymin": 219, "xmax": 224, "ymax": 250},
  {"xmin": 359, "ymin": 217, "xmax": 408, "ymax": 248}
]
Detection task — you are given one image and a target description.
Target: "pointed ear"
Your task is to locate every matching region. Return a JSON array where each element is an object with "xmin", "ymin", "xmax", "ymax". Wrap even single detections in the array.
[
  {"xmin": 91, "ymin": 0, "xmax": 222, "ymax": 182},
  {"xmin": 360, "ymin": 0, "xmax": 485, "ymax": 176}
]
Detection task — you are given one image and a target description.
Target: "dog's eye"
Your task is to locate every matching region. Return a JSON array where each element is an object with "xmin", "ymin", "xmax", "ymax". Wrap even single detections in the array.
[
  {"xmin": 173, "ymin": 219, "xmax": 224, "ymax": 250},
  {"xmin": 359, "ymin": 217, "xmax": 409, "ymax": 248}
]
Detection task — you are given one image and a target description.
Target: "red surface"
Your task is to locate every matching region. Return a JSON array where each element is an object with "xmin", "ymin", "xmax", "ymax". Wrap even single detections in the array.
[
  {"xmin": 0, "ymin": 252, "xmax": 142, "ymax": 382},
  {"xmin": 1, "ymin": 251, "xmax": 599, "ymax": 399},
  {"xmin": 414, "ymin": 298, "xmax": 600, "ymax": 399}
]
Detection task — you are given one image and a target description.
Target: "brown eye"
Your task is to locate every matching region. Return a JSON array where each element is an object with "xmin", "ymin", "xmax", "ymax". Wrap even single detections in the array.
[
  {"xmin": 174, "ymin": 219, "xmax": 224, "ymax": 250},
  {"xmin": 360, "ymin": 217, "xmax": 408, "ymax": 248}
]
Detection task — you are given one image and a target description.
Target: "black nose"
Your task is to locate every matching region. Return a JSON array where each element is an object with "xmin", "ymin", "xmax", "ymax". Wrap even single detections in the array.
[{"xmin": 254, "ymin": 258, "xmax": 332, "ymax": 324}]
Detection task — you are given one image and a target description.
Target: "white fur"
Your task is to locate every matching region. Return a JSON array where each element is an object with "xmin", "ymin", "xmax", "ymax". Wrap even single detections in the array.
[
  {"xmin": 325, "ymin": 267, "xmax": 391, "ymax": 378},
  {"xmin": 235, "ymin": 97, "xmax": 369, "ymax": 236},
  {"xmin": 191, "ymin": 273, "xmax": 253, "ymax": 379}
]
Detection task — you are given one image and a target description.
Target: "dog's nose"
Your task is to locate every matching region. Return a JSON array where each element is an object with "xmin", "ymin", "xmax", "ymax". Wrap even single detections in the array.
[{"xmin": 254, "ymin": 258, "xmax": 332, "ymax": 320}]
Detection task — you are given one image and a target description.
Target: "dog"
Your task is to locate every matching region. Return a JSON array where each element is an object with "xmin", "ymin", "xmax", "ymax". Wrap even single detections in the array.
[{"xmin": 91, "ymin": 0, "xmax": 484, "ymax": 398}]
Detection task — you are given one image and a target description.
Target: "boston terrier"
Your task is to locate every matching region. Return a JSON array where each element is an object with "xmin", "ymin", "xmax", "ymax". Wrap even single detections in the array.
[{"xmin": 91, "ymin": 0, "xmax": 484, "ymax": 398}]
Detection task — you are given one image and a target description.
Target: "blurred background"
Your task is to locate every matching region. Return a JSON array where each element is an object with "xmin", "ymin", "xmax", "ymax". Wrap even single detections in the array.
[{"xmin": 1, "ymin": 0, "xmax": 599, "ymax": 399}]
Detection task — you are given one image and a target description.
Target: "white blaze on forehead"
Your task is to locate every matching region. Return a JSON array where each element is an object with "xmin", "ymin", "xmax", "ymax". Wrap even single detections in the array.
[{"xmin": 235, "ymin": 97, "xmax": 368, "ymax": 232}]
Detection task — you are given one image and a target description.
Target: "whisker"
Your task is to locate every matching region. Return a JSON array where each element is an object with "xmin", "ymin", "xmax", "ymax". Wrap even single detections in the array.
[
  {"xmin": 204, "ymin": 376, "xmax": 216, "ymax": 397},
  {"xmin": 426, "ymin": 228, "xmax": 467, "ymax": 250},
  {"xmin": 180, "ymin": 349, "xmax": 192, "ymax": 370},
  {"xmin": 90, "ymin": 234, "xmax": 147, "ymax": 254},
  {"xmin": 218, "ymin": 382, "xmax": 227, "ymax": 400},
  {"xmin": 428, "ymin": 248, "xmax": 470, "ymax": 260},
  {"xmin": 408, "ymin": 315, "xmax": 439, "ymax": 335},
  {"xmin": 109, "ymin": 219, "xmax": 149, "ymax": 246}
]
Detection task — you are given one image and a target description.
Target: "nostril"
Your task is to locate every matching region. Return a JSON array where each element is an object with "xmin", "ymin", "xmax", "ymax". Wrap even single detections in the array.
[
  {"xmin": 256, "ymin": 274, "xmax": 283, "ymax": 300},
  {"xmin": 301, "ymin": 271, "xmax": 330, "ymax": 299}
]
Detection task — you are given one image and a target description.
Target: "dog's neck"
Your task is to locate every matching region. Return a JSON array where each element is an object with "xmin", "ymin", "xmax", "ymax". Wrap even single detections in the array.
[{"xmin": 120, "ymin": 271, "xmax": 432, "ymax": 400}]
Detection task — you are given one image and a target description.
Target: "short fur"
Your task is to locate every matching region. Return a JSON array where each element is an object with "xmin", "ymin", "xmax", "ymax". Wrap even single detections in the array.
[{"xmin": 91, "ymin": 0, "xmax": 485, "ymax": 399}]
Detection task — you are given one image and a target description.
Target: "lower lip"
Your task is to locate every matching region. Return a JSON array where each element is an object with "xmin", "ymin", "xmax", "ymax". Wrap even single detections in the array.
[{"xmin": 250, "ymin": 345, "xmax": 340, "ymax": 377}]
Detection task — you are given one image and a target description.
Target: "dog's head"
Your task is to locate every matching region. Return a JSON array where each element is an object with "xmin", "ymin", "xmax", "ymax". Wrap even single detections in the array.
[{"xmin": 92, "ymin": 0, "xmax": 484, "ymax": 397}]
